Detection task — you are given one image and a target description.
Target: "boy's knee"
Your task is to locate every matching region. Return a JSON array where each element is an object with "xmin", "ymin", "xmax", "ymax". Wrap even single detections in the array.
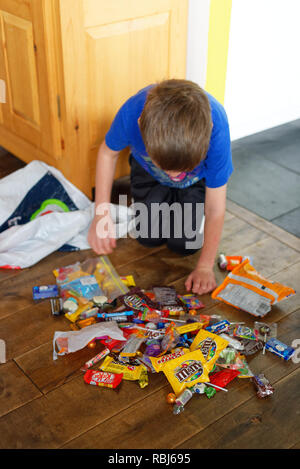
[{"xmin": 135, "ymin": 236, "xmax": 166, "ymax": 249}]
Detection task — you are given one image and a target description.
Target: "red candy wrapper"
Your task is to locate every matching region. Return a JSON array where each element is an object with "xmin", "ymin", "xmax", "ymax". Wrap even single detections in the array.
[
  {"xmin": 209, "ymin": 369, "xmax": 240, "ymax": 390},
  {"xmin": 84, "ymin": 369, "xmax": 123, "ymax": 389}
]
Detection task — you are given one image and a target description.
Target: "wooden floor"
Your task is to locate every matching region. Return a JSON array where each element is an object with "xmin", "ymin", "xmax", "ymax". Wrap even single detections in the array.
[{"xmin": 0, "ymin": 155, "xmax": 300, "ymax": 449}]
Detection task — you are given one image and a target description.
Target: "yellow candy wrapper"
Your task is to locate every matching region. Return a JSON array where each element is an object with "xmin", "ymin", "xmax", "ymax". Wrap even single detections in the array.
[
  {"xmin": 175, "ymin": 322, "xmax": 205, "ymax": 335},
  {"xmin": 120, "ymin": 275, "xmax": 136, "ymax": 287},
  {"xmin": 190, "ymin": 329, "xmax": 229, "ymax": 367},
  {"xmin": 162, "ymin": 349, "xmax": 211, "ymax": 396},
  {"xmin": 150, "ymin": 348, "xmax": 190, "ymax": 373},
  {"xmin": 65, "ymin": 301, "xmax": 94, "ymax": 323},
  {"xmin": 100, "ymin": 356, "xmax": 148, "ymax": 388}
]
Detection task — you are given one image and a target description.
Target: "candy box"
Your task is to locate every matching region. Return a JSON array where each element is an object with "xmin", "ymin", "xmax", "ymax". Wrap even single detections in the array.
[
  {"xmin": 33, "ymin": 285, "xmax": 59, "ymax": 300},
  {"xmin": 265, "ymin": 338, "xmax": 295, "ymax": 361}
]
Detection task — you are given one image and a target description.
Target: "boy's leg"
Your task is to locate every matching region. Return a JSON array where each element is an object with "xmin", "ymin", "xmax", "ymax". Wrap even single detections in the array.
[
  {"xmin": 166, "ymin": 182, "xmax": 206, "ymax": 255},
  {"xmin": 129, "ymin": 155, "xmax": 172, "ymax": 247}
]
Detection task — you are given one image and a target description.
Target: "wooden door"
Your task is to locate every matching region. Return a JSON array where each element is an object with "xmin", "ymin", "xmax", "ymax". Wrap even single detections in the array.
[
  {"xmin": 58, "ymin": 0, "xmax": 188, "ymax": 197},
  {"xmin": 0, "ymin": 0, "xmax": 61, "ymax": 160}
]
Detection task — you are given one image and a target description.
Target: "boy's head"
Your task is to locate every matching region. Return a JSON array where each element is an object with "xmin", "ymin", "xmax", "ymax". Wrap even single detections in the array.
[{"xmin": 139, "ymin": 79, "xmax": 212, "ymax": 172}]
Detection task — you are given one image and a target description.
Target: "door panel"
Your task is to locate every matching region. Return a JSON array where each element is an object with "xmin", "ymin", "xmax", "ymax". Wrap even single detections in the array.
[
  {"xmin": 0, "ymin": 0, "xmax": 61, "ymax": 158},
  {"xmin": 2, "ymin": 11, "xmax": 40, "ymax": 127},
  {"xmin": 59, "ymin": 0, "xmax": 188, "ymax": 191}
]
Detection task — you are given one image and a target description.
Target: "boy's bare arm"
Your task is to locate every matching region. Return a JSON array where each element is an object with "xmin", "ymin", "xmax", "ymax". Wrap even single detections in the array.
[
  {"xmin": 88, "ymin": 141, "xmax": 120, "ymax": 254},
  {"xmin": 185, "ymin": 184, "xmax": 227, "ymax": 294}
]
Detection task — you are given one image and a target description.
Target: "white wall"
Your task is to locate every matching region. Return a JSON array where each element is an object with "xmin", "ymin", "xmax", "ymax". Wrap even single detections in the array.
[
  {"xmin": 186, "ymin": 0, "xmax": 300, "ymax": 140},
  {"xmin": 224, "ymin": 0, "xmax": 300, "ymax": 140},
  {"xmin": 186, "ymin": 0, "xmax": 210, "ymax": 88}
]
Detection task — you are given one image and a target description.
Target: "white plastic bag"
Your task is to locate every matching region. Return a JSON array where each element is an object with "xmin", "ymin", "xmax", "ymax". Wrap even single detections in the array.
[
  {"xmin": 52, "ymin": 321, "xmax": 125, "ymax": 360},
  {"xmin": 0, "ymin": 160, "xmax": 133, "ymax": 269}
]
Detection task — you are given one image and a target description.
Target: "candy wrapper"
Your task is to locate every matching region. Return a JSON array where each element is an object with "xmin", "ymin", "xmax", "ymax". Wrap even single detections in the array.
[
  {"xmin": 100, "ymin": 356, "xmax": 148, "ymax": 388},
  {"xmin": 209, "ymin": 369, "xmax": 240, "ymax": 390},
  {"xmin": 240, "ymin": 339, "xmax": 263, "ymax": 356},
  {"xmin": 254, "ymin": 322, "xmax": 277, "ymax": 342},
  {"xmin": 120, "ymin": 287, "xmax": 158, "ymax": 311},
  {"xmin": 84, "ymin": 369, "xmax": 123, "ymax": 389},
  {"xmin": 251, "ymin": 374, "xmax": 274, "ymax": 398},
  {"xmin": 52, "ymin": 321, "xmax": 125, "ymax": 360},
  {"xmin": 212, "ymin": 260, "xmax": 295, "ymax": 317},
  {"xmin": 265, "ymin": 338, "xmax": 295, "ymax": 361},
  {"xmin": 120, "ymin": 275, "xmax": 136, "ymax": 287},
  {"xmin": 206, "ymin": 320, "xmax": 230, "ymax": 334},
  {"xmin": 152, "ymin": 286, "xmax": 187, "ymax": 312},
  {"xmin": 190, "ymin": 330, "xmax": 229, "ymax": 367},
  {"xmin": 175, "ymin": 322, "xmax": 205, "ymax": 335},
  {"xmin": 119, "ymin": 332, "xmax": 146, "ymax": 358},
  {"xmin": 159, "ymin": 323, "xmax": 181, "ymax": 355},
  {"xmin": 162, "ymin": 349, "xmax": 211, "ymax": 396},
  {"xmin": 150, "ymin": 348, "xmax": 190, "ymax": 373},
  {"xmin": 178, "ymin": 294, "xmax": 205, "ymax": 310},
  {"xmin": 233, "ymin": 325, "xmax": 256, "ymax": 341},
  {"xmin": 217, "ymin": 349, "xmax": 254, "ymax": 378}
]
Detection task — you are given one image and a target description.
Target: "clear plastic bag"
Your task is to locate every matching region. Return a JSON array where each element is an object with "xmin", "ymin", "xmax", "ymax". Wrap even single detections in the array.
[{"xmin": 53, "ymin": 255, "xmax": 128, "ymax": 303}]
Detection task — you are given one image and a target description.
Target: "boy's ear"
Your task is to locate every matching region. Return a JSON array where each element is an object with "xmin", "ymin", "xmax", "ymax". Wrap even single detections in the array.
[{"xmin": 137, "ymin": 117, "xmax": 141, "ymax": 126}]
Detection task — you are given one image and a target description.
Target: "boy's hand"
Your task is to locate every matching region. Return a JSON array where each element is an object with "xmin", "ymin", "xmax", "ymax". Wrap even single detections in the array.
[
  {"xmin": 87, "ymin": 214, "xmax": 116, "ymax": 255},
  {"xmin": 185, "ymin": 266, "xmax": 217, "ymax": 295}
]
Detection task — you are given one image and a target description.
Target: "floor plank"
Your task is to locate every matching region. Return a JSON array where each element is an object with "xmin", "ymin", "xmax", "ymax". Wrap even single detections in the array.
[
  {"xmin": 177, "ymin": 367, "xmax": 300, "ymax": 449},
  {"xmin": 227, "ymin": 200, "xmax": 300, "ymax": 252},
  {"xmin": 0, "ymin": 361, "xmax": 42, "ymax": 418}
]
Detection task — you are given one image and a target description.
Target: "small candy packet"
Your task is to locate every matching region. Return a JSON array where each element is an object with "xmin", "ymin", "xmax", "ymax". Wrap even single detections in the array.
[
  {"xmin": 265, "ymin": 338, "xmax": 295, "ymax": 361},
  {"xmin": 162, "ymin": 349, "xmax": 211, "ymax": 396},
  {"xmin": 190, "ymin": 330, "xmax": 229, "ymax": 366},
  {"xmin": 240, "ymin": 339, "xmax": 263, "ymax": 356},
  {"xmin": 175, "ymin": 322, "xmax": 205, "ymax": 335},
  {"xmin": 159, "ymin": 323, "xmax": 181, "ymax": 355},
  {"xmin": 84, "ymin": 370, "xmax": 123, "ymax": 389},
  {"xmin": 177, "ymin": 294, "xmax": 205, "ymax": 310},
  {"xmin": 152, "ymin": 286, "xmax": 187, "ymax": 312},
  {"xmin": 206, "ymin": 320, "xmax": 230, "ymax": 334},
  {"xmin": 100, "ymin": 356, "xmax": 148, "ymax": 388},
  {"xmin": 251, "ymin": 374, "xmax": 274, "ymax": 398},
  {"xmin": 145, "ymin": 341, "xmax": 161, "ymax": 357},
  {"xmin": 254, "ymin": 322, "xmax": 277, "ymax": 342},
  {"xmin": 209, "ymin": 369, "xmax": 240, "ymax": 390},
  {"xmin": 120, "ymin": 275, "xmax": 136, "ymax": 287},
  {"xmin": 233, "ymin": 325, "xmax": 257, "ymax": 341}
]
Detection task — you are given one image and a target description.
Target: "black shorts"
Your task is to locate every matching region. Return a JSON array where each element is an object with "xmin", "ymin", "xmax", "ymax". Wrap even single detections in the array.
[{"xmin": 129, "ymin": 155, "xmax": 206, "ymax": 255}]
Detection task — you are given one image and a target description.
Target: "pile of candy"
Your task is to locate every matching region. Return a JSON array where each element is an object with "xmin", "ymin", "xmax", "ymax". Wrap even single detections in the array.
[{"xmin": 34, "ymin": 256, "xmax": 296, "ymax": 415}]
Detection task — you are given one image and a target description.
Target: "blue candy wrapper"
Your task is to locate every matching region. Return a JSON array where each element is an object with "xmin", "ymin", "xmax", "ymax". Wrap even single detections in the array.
[
  {"xmin": 265, "ymin": 338, "xmax": 295, "ymax": 361},
  {"xmin": 206, "ymin": 320, "xmax": 230, "ymax": 334},
  {"xmin": 33, "ymin": 285, "xmax": 59, "ymax": 300}
]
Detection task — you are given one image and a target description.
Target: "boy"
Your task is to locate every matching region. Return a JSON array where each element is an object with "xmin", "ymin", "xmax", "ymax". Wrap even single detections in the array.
[{"xmin": 88, "ymin": 79, "xmax": 233, "ymax": 295}]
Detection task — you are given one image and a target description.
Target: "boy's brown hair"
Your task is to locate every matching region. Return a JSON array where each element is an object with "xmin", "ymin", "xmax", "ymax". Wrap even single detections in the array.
[{"xmin": 139, "ymin": 79, "xmax": 212, "ymax": 172}]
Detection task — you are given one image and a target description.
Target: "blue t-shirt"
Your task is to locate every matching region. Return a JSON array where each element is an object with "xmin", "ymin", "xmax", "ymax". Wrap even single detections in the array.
[{"xmin": 105, "ymin": 85, "xmax": 233, "ymax": 189}]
